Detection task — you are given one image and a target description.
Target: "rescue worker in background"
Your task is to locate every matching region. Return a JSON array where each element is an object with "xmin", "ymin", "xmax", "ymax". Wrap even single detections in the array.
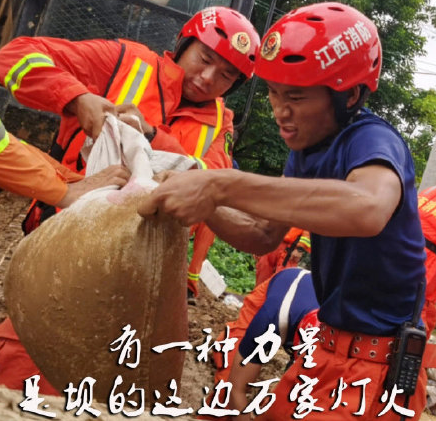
[
  {"xmin": 138, "ymin": 3, "xmax": 428, "ymax": 420},
  {"xmin": 198, "ymin": 267, "xmax": 319, "ymax": 421},
  {"xmin": 187, "ymin": 157, "xmax": 241, "ymax": 304},
  {"xmin": 227, "ymin": 268, "xmax": 319, "ymax": 421},
  {"xmin": 0, "ymin": 119, "xmax": 129, "ymax": 208},
  {"xmin": 0, "ymin": 6, "xmax": 260, "ymax": 234},
  {"xmin": 254, "ymin": 227, "xmax": 311, "ymax": 285},
  {"xmin": 418, "ymin": 186, "xmax": 436, "ymax": 337},
  {"xmin": 0, "ymin": 6, "xmax": 260, "ymax": 394},
  {"xmin": 187, "ymin": 222, "xmax": 215, "ymax": 304},
  {"xmin": 0, "ymin": 118, "xmax": 129, "ymax": 395}
]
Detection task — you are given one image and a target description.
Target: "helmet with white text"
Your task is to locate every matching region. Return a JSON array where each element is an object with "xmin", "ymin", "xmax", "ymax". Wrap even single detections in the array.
[{"xmin": 254, "ymin": 2, "xmax": 382, "ymax": 124}]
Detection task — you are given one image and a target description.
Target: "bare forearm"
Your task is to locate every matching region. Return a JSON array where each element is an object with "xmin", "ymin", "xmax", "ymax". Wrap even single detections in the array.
[
  {"xmin": 228, "ymin": 356, "xmax": 261, "ymax": 420},
  {"xmin": 206, "ymin": 207, "xmax": 286, "ymax": 254},
  {"xmin": 212, "ymin": 167, "xmax": 400, "ymax": 237},
  {"xmin": 138, "ymin": 164, "xmax": 400, "ymax": 238}
]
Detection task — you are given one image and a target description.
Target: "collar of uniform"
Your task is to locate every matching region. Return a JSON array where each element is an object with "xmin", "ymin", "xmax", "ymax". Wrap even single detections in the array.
[
  {"xmin": 163, "ymin": 50, "xmax": 184, "ymax": 82},
  {"xmin": 171, "ymin": 98, "xmax": 222, "ymax": 126}
]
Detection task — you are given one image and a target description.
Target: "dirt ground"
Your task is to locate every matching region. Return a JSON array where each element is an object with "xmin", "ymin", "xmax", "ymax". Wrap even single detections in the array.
[{"xmin": 0, "ymin": 189, "xmax": 289, "ymax": 420}]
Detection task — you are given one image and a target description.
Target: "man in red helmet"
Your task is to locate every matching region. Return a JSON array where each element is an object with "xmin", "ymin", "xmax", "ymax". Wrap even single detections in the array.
[
  {"xmin": 0, "ymin": 6, "xmax": 260, "ymax": 234},
  {"xmin": 0, "ymin": 6, "xmax": 260, "ymax": 394},
  {"xmin": 139, "ymin": 3, "xmax": 427, "ymax": 420}
]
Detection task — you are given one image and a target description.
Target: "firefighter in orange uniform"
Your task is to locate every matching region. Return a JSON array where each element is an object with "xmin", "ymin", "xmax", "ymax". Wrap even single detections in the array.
[
  {"xmin": 187, "ymin": 222, "xmax": 216, "ymax": 303},
  {"xmin": 187, "ymin": 159, "xmax": 241, "ymax": 303},
  {"xmin": 418, "ymin": 186, "xmax": 436, "ymax": 337},
  {"xmin": 0, "ymin": 6, "xmax": 260, "ymax": 233},
  {"xmin": 255, "ymin": 227, "xmax": 311, "ymax": 285}
]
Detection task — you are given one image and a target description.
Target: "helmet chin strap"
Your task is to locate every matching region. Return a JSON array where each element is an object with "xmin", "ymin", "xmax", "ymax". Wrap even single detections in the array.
[
  {"xmin": 173, "ymin": 36, "xmax": 194, "ymax": 63},
  {"xmin": 222, "ymin": 74, "xmax": 246, "ymax": 97},
  {"xmin": 330, "ymin": 85, "xmax": 370, "ymax": 127}
]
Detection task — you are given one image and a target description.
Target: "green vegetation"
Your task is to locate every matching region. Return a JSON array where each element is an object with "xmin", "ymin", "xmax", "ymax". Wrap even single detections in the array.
[{"xmin": 188, "ymin": 238, "xmax": 256, "ymax": 294}]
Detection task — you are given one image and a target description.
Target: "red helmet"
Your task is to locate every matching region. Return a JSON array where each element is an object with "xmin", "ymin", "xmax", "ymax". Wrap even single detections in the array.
[
  {"xmin": 254, "ymin": 2, "xmax": 382, "ymax": 92},
  {"xmin": 178, "ymin": 7, "xmax": 260, "ymax": 79}
]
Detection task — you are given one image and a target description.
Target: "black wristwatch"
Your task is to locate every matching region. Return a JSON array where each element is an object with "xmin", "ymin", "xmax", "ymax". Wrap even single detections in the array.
[{"xmin": 146, "ymin": 126, "xmax": 157, "ymax": 142}]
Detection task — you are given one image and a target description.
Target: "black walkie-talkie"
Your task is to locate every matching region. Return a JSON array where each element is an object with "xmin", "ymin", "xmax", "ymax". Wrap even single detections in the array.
[{"xmin": 384, "ymin": 281, "xmax": 427, "ymax": 395}]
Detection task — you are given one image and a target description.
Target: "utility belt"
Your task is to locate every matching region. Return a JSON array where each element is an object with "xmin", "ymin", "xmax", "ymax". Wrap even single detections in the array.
[{"xmin": 318, "ymin": 322, "xmax": 395, "ymax": 364}]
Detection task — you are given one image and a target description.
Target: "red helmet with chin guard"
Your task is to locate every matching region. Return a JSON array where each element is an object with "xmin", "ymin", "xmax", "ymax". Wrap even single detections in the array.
[
  {"xmin": 178, "ymin": 6, "xmax": 260, "ymax": 79},
  {"xmin": 254, "ymin": 2, "xmax": 382, "ymax": 92}
]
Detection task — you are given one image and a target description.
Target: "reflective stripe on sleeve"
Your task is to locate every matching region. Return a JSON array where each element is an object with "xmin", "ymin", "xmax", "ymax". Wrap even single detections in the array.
[
  {"xmin": 0, "ymin": 121, "xmax": 10, "ymax": 153},
  {"xmin": 299, "ymin": 236, "xmax": 311, "ymax": 249},
  {"xmin": 115, "ymin": 58, "xmax": 153, "ymax": 106},
  {"xmin": 4, "ymin": 53, "xmax": 54, "ymax": 95}
]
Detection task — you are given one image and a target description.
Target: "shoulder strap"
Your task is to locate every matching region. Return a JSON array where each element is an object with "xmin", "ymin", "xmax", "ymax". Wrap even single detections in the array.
[
  {"xmin": 278, "ymin": 269, "xmax": 310, "ymax": 343},
  {"xmin": 426, "ymin": 237, "xmax": 436, "ymax": 255},
  {"xmin": 282, "ymin": 235, "xmax": 301, "ymax": 267}
]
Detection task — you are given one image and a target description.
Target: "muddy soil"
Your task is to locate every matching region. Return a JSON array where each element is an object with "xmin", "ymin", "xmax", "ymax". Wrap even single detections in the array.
[{"xmin": 0, "ymin": 189, "xmax": 290, "ymax": 420}]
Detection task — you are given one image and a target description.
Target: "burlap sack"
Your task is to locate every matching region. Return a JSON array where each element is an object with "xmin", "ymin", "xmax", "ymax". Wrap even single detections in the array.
[{"xmin": 4, "ymin": 115, "xmax": 194, "ymax": 403}]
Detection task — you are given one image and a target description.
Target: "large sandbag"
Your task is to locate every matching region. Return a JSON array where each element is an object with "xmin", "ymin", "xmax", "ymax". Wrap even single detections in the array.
[{"xmin": 4, "ymin": 115, "xmax": 194, "ymax": 403}]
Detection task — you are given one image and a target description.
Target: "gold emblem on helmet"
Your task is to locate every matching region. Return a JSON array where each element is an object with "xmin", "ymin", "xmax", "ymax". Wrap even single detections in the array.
[
  {"xmin": 231, "ymin": 32, "xmax": 251, "ymax": 54},
  {"xmin": 261, "ymin": 31, "xmax": 281, "ymax": 61}
]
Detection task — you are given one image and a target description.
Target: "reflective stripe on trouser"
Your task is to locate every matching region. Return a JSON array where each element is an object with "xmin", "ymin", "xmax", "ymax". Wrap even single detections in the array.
[
  {"xmin": 187, "ymin": 272, "xmax": 200, "ymax": 296},
  {"xmin": 188, "ymin": 223, "xmax": 216, "ymax": 296},
  {"xmin": 0, "ymin": 121, "xmax": 10, "ymax": 153},
  {"xmin": 4, "ymin": 53, "xmax": 54, "ymax": 95}
]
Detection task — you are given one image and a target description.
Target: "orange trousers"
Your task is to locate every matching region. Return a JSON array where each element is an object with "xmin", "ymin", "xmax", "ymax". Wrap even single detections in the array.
[
  {"xmin": 422, "ymin": 299, "xmax": 436, "ymax": 339},
  {"xmin": 257, "ymin": 331, "xmax": 427, "ymax": 421},
  {"xmin": 213, "ymin": 279, "xmax": 270, "ymax": 384},
  {"xmin": 188, "ymin": 223, "xmax": 216, "ymax": 296},
  {"xmin": 197, "ymin": 279, "xmax": 271, "ymax": 420},
  {"xmin": 0, "ymin": 318, "xmax": 59, "ymax": 395}
]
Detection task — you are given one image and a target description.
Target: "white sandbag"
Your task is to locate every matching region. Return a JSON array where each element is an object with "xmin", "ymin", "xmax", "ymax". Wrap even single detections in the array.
[{"xmin": 5, "ymin": 115, "xmax": 194, "ymax": 402}]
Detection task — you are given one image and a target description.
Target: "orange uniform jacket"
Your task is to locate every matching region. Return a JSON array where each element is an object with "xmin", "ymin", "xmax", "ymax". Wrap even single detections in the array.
[
  {"xmin": 0, "ymin": 120, "xmax": 82, "ymax": 205},
  {"xmin": 418, "ymin": 186, "xmax": 436, "ymax": 302},
  {"xmin": 0, "ymin": 36, "xmax": 235, "ymax": 173}
]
